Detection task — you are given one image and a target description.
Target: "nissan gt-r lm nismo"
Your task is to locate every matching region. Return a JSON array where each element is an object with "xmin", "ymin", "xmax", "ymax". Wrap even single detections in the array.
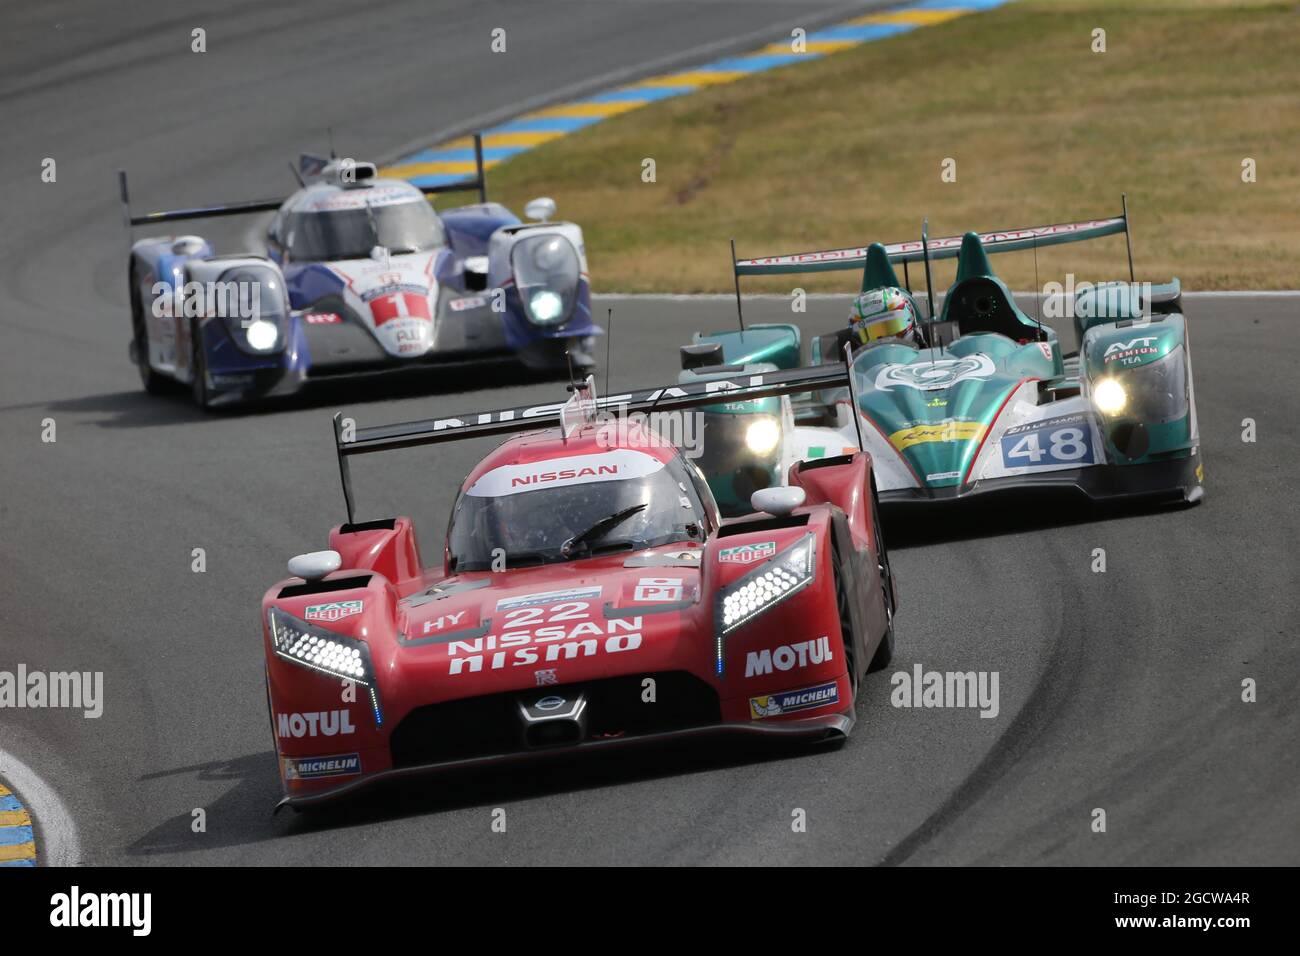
[
  {"xmin": 688, "ymin": 207, "xmax": 1203, "ymax": 509},
  {"xmin": 119, "ymin": 136, "xmax": 598, "ymax": 409},
  {"xmin": 263, "ymin": 369, "xmax": 896, "ymax": 807}
]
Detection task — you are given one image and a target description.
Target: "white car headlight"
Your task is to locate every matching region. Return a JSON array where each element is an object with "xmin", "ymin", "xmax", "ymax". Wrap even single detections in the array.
[
  {"xmin": 529, "ymin": 290, "xmax": 564, "ymax": 324},
  {"xmin": 1092, "ymin": 377, "xmax": 1127, "ymax": 415},
  {"xmin": 717, "ymin": 534, "xmax": 816, "ymax": 637},
  {"xmin": 512, "ymin": 234, "xmax": 580, "ymax": 326},
  {"xmin": 267, "ymin": 607, "xmax": 382, "ymax": 725},
  {"xmin": 245, "ymin": 319, "xmax": 279, "ymax": 351},
  {"xmin": 744, "ymin": 416, "xmax": 781, "ymax": 456}
]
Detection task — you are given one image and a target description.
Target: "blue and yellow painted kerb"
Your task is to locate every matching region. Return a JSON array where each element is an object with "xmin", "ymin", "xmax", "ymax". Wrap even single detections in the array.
[
  {"xmin": 385, "ymin": 0, "xmax": 1011, "ymax": 186},
  {"xmin": 0, "ymin": 781, "xmax": 36, "ymax": 866}
]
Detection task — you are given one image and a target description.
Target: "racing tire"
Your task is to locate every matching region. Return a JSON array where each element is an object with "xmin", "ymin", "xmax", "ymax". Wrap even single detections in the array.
[
  {"xmin": 129, "ymin": 266, "xmax": 168, "ymax": 395},
  {"xmin": 189, "ymin": 319, "xmax": 215, "ymax": 412},
  {"xmin": 867, "ymin": 485, "xmax": 895, "ymax": 673}
]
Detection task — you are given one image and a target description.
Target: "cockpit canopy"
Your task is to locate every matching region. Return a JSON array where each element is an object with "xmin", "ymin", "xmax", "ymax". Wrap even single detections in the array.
[
  {"xmin": 273, "ymin": 182, "xmax": 446, "ymax": 261},
  {"xmin": 447, "ymin": 445, "xmax": 708, "ymax": 570}
]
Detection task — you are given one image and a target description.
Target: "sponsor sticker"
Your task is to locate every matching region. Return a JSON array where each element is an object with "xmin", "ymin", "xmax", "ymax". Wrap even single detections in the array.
[
  {"xmin": 749, "ymin": 680, "xmax": 840, "ymax": 719},
  {"xmin": 304, "ymin": 185, "xmax": 413, "ymax": 211},
  {"xmin": 305, "ymin": 599, "xmax": 364, "ymax": 623},
  {"xmin": 495, "ymin": 586, "xmax": 602, "ymax": 611},
  {"xmin": 1103, "ymin": 336, "xmax": 1159, "ymax": 366},
  {"xmin": 304, "ymin": 312, "xmax": 341, "ymax": 324},
  {"xmin": 277, "ymin": 710, "xmax": 356, "ymax": 738},
  {"xmin": 282, "ymin": 752, "xmax": 361, "ymax": 780},
  {"xmin": 888, "ymin": 420, "xmax": 984, "ymax": 451},
  {"xmin": 925, "ymin": 471, "xmax": 961, "ymax": 482},
  {"xmin": 719, "ymin": 541, "xmax": 776, "ymax": 565},
  {"xmin": 449, "ymin": 295, "xmax": 488, "ymax": 312},
  {"xmin": 633, "ymin": 577, "xmax": 683, "ymax": 603},
  {"xmin": 450, "ymin": 597, "xmax": 640, "ymax": 676},
  {"xmin": 467, "ymin": 449, "xmax": 665, "ymax": 498},
  {"xmin": 422, "ymin": 610, "xmax": 468, "ymax": 634},
  {"xmin": 745, "ymin": 637, "xmax": 833, "ymax": 678}
]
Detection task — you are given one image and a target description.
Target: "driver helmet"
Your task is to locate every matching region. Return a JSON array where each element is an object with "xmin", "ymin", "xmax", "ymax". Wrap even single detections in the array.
[{"xmin": 848, "ymin": 287, "xmax": 920, "ymax": 347}]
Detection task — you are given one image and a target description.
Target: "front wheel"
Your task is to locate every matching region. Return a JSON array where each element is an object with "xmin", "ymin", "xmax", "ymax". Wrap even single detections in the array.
[
  {"xmin": 129, "ymin": 267, "xmax": 168, "ymax": 395},
  {"xmin": 190, "ymin": 320, "xmax": 215, "ymax": 411}
]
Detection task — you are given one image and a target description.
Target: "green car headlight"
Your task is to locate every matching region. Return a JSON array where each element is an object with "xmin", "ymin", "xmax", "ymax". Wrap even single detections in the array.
[
  {"xmin": 1091, "ymin": 377, "xmax": 1127, "ymax": 415},
  {"xmin": 744, "ymin": 415, "xmax": 782, "ymax": 455}
]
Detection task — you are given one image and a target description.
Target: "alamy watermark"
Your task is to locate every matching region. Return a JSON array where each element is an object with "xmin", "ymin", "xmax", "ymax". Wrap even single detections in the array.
[
  {"xmin": 891, "ymin": 664, "xmax": 999, "ymax": 718},
  {"xmin": 593, "ymin": 404, "xmax": 706, "ymax": 459},
  {"xmin": 151, "ymin": 279, "xmax": 262, "ymax": 325},
  {"xmin": 1041, "ymin": 274, "xmax": 1153, "ymax": 320},
  {"xmin": 0, "ymin": 664, "xmax": 103, "ymax": 718}
]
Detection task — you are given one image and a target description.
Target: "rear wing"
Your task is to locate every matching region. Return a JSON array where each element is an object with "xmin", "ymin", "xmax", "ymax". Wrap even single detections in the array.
[
  {"xmin": 118, "ymin": 134, "xmax": 489, "ymax": 228},
  {"xmin": 331, "ymin": 361, "xmax": 853, "ymax": 524},
  {"xmin": 732, "ymin": 199, "xmax": 1134, "ymax": 279}
]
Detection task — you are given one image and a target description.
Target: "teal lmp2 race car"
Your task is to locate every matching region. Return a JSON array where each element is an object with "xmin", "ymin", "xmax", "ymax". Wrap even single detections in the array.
[{"xmin": 680, "ymin": 208, "xmax": 1203, "ymax": 511}]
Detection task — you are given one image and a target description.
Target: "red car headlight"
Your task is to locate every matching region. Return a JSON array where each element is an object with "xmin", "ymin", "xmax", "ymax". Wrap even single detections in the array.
[{"xmin": 267, "ymin": 607, "xmax": 383, "ymax": 727}]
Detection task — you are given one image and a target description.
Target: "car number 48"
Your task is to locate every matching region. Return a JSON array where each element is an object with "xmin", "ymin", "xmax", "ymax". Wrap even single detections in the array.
[{"xmin": 1001, "ymin": 426, "xmax": 1094, "ymax": 466}]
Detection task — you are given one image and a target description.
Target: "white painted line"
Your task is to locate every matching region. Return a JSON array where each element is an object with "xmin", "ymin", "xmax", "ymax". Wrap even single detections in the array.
[
  {"xmin": 0, "ymin": 747, "xmax": 82, "ymax": 867},
  {"xmin": 595, "ymin": 291, "xmax": 1300, "ymax": 300}
]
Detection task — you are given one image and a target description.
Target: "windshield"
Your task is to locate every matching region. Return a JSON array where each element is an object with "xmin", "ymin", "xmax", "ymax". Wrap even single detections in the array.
[
  {"xmin": 283, "ymin": 200, "xmax": 445, "ymax": 261},
  {"xmin": 1118, "ymin": 345, "xmax": 1189, "ymax": 424},
  {"xmin": 447, "ymin": 450, "xmax": 705, "ymax": 570}
]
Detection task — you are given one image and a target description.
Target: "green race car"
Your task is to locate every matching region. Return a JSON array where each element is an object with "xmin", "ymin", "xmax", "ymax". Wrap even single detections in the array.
[{"xmin": 685, "ymin": 210, "xmax": 1203, "ymax": 509}]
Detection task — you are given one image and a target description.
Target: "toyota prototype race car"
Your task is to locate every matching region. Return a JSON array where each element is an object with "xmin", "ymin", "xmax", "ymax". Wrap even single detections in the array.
[
  {"xmin": 262, "ymin": 367, "xmax": 897, "ymax": 807},
  {"xmin": 679, "ymin": 204, "xmax": 1203, "ymax": 510},
  {"xmin": 118, "ymin": 136, "xmax": 599, "ymax": 409}
]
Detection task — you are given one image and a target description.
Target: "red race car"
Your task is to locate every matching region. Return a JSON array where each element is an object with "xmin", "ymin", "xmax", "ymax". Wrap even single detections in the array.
[{"xmin": 262, "ymin": 366, "xmax": 897, "ymax": 808}]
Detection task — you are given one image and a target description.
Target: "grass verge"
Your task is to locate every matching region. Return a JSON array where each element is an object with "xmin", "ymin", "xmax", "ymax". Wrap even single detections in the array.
[{"xmin": 479, "ymin": 0, "xmax": 1300, "ymax": 292}]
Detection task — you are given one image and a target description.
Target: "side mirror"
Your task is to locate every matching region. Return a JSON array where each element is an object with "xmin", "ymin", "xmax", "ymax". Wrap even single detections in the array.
[
  {"xmin": 523, "ymin": 197, "xmax": 557, "ymax": 222},
  {"xmin": 751, "ymin": 486, "xmax": 806, "ymax": 517},
  {"xmin": 287, "ymin": 550, "xmax": 342, "ymax": 582}
]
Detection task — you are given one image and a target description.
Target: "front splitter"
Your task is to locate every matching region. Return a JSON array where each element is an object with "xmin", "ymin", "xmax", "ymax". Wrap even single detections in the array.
[
  {"xmin": 879, "ymin": 453, "xmax": 1203, "ymax": 507},
  {"xmin": 275, "ymin": 711, "xmax": 852, "ymax": 811}
]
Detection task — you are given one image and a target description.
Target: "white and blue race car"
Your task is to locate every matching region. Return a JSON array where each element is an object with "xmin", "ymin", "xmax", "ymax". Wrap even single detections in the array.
[{"xmin": 119, "ymin": 138, "xmax": 598, "ymax": 408}]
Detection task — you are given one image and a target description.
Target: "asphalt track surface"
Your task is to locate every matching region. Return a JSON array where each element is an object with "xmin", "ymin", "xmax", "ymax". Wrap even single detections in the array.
[{"xmin": 2, "ymin": 1, "xmax": 1297, "ymax": 866}]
